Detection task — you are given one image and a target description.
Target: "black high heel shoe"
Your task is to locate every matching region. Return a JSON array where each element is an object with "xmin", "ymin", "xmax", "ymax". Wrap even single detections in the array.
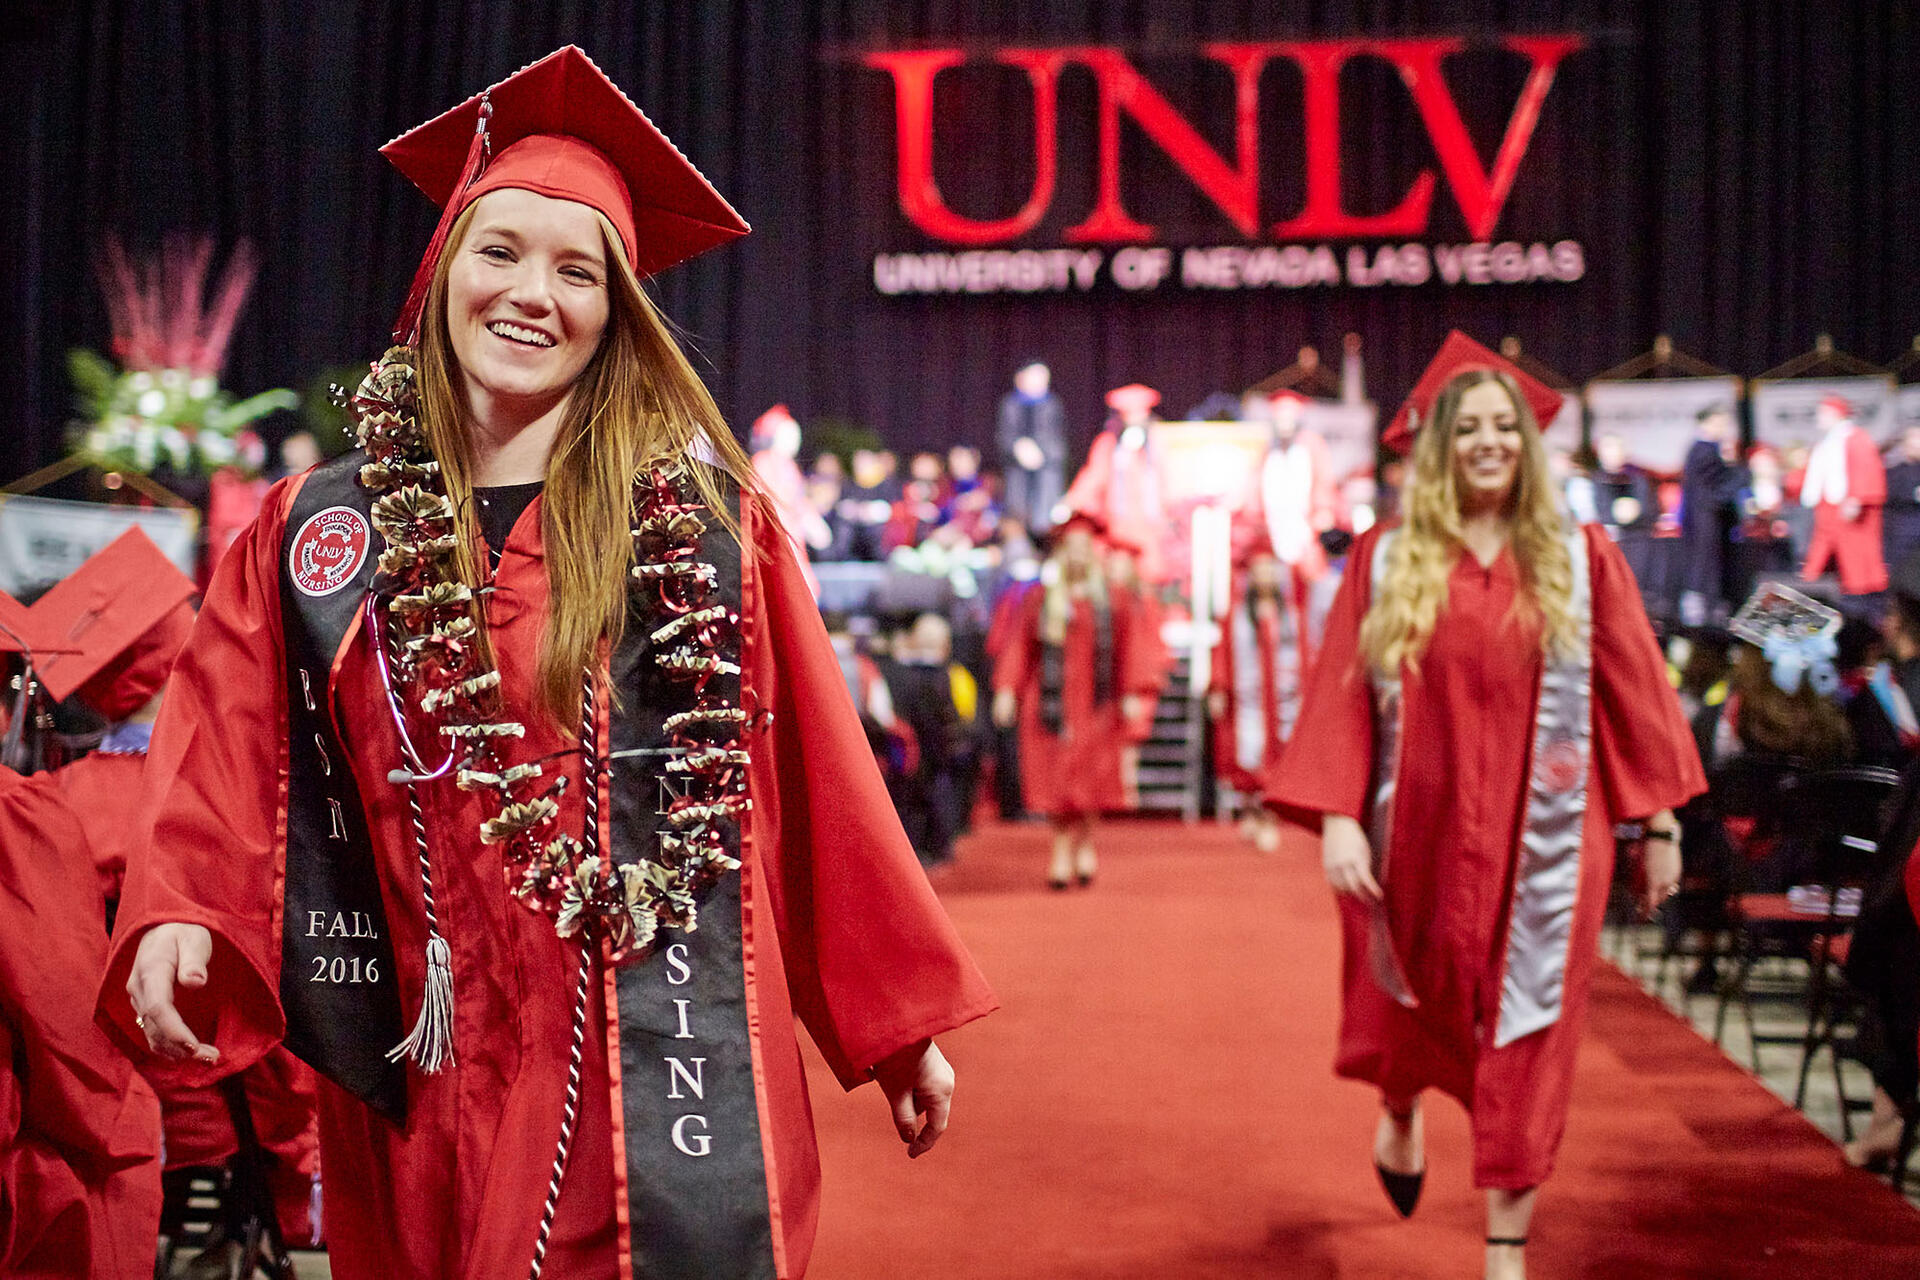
[
  {"xmin": 1374, "ymin": 1161, "xmax": 1425, "ymax": 1218},
  {"xmin": 1373, "ymin": 1107, "xmax": 1424, "ymax": 1217}
]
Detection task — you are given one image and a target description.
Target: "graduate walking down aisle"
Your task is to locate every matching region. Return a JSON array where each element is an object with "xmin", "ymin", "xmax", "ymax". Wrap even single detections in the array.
[
  {"xmin": 991, "ymin": 514, "xmax": 1159, "ymax": 889},
  {"xmin": 1269, "ymin": 333, "xmax": 1706, "ymax": 1280},
  {"xmin": 96, "ymin": 47, "xmax": 993, "ymax": 1280}
]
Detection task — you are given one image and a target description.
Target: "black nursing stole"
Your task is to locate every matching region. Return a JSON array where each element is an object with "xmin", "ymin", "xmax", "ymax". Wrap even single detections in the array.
[
  {"xmin": 277, "ymin": 452, "xmax": 407, "ymax": 1119},
  {"xmin": 608, "ymin": 479, "xmax": 776, "ymax": 1279}
]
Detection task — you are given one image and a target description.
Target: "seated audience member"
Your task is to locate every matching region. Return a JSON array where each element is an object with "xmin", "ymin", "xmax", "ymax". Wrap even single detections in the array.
[
  {"xmin": 806, "ymin": 453, "xmax": 851, "ymax": 560},
  {"xmin": 942, "ymin": 446, "xmax": 1000, "ymax": 543},
  {"xmin": 1841, "ymin": 787, "xmax": 1920, "ymax": 1170},
  {"xmin": 1686, "ymin": 633, "xmax": 1853, "ymax": 926},
  {"xmin": 838, "ymin": 448, "xmax": 902, "ymax": 561},
  {"xmin": 889, "ymin": 452, "xmax": 949, "ymax": 552},
  {"xmin": 885, "ymin": 613, "xmax": 978, "ymax": 867},
  {"xmin": 1844, "ymin": 595, "xmax": 1919, "ymax": 768},
  {"xmin": 823, "ymin": 611, "xmax": 915, "ymax": 780}
]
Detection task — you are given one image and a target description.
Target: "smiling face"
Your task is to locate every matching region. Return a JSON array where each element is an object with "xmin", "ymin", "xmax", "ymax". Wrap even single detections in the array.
[
  {"xmin": 1450, "ymin": 379, "xmax": 1525, "ymax": 512},
  {"xmin": 446, "ymin": 187, "xmax": 613, "ymax": 423}
]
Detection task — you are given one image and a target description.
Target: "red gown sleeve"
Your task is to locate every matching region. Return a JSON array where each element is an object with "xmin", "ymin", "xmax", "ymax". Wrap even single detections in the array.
[
  {"xmin": 1264, "ymin": 525, "xmax": 1383, "ymax": 822},
  {"xmin": 745, "ymin": 497, "xmax": 997, "ymax": 1090},
  {"xmin": 1850, "ymin": 430, "xmax": 1888, "ymax": 506},
  {"xmin": 1586, "ymin": 524, "xmax": 1708, "ymax": 819},
  {"xmin": 991, "ymin": 588, "xmax": 1040, "ymax": 697},
  {"xmin": 1061, "ymin": 433, "xmax": 1113, "ymax": 517},
  {"xmin": 95, "ymin": 479, "xmax": 301, "ymax": 1086}
]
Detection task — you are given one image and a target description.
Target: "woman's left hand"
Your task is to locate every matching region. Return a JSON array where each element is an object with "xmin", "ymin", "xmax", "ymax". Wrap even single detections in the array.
[
  {"xmin": 874, "ymin": 1038, "xmax": 953, "ymax": 1159},
  {"xmin": 1640, "ymin": 810, "xmax": 1682, "ymax": 917}
]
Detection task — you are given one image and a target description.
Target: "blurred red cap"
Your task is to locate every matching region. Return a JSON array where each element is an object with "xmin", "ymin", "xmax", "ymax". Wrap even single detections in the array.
[{"xmin": 1382, "ymin": 331, "xmax": 1564, "ymax": 453}]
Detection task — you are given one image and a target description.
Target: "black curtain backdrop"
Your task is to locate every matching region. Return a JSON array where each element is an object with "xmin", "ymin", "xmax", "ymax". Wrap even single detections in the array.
[{"xmin": 5, "ymin": 1, "xmax": 1917, "ymax": 481}]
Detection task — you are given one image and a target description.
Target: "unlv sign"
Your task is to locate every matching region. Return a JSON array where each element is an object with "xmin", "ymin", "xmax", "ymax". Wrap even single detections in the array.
[{"xmin": 863, "ymin": 37, "xmax": 1588, "ymax": 293}]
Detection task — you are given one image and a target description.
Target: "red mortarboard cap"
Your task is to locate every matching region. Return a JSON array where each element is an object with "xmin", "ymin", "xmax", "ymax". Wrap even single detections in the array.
[
  {"xmin": 1383, "ymin": 331, "xmax": 1564, "ymax": 453},
  {"xmin": 751, "ymin": 403, "xmax": 795, "ymax": 440},
  {"xmin": 1818, "ymin": 394, "xmax": 1854, "ymax": 419},
  {"xmin": 27, "ymin": 528, "xmax": 198, "ymax": 717},
  {"xmin": 0, "ymin": 591, "xmax": 34, "ymax": 655},
  {"xmin": 381, "ymin": 46, "xmax": 749, "ymax": 314},
  {"xmin": 1105, "ymin": 384, "xmax": 1161, "ymax": 415},
  {"xmin": 1268, "ymin": 388, "xmax": 1310, "ymax": 407},
  {"xmin": 1049, "ymin": 509, "xmax": 1110, "ymax": 547}
]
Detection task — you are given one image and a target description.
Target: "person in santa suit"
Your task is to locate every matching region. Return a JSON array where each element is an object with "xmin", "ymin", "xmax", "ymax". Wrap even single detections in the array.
[
  {"xmin": 991, "ymin": 514, "xmax": 1159, "ymax": 889},
  {"xmin": 1256, "ymin": 389, "xmax": 1339, "ymax": 584},
  {"xmin": 1800, "ymin": 394, "xmax": 1889, "ymax": 596},
  {"xmin": 98, "ymin": 47, "xmax": 994, "ymax": 1280},
  {"xmin": 1209, "ymin": 543, "xmax": 1316, "ymax": 853},
  {"xmin": 1062, "ymin": 383, "xmax": 1168, "ymax": 583},
  {"xmin": 1268, "ymin": 331, "xmax": 1704, "ymax": 1280},
  {"xmin": 0, "ymin": 532, "xmax": 194, "ymax": 1280}
]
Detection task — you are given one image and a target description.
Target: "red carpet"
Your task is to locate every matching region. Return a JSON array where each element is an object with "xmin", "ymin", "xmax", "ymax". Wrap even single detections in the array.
[{"xmin": 800, "ymin": 819, "xmax": 1920, "ymax": 1278}]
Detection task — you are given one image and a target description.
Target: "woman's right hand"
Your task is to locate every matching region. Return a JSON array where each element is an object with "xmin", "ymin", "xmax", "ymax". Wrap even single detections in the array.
[
  {"xmin": 1321, "ymin": 814, "xmax": 1381, "ymax": 903},
  {"xmin": 126, "ymin": 923, "xmax": 221, "ymax": 1065}
]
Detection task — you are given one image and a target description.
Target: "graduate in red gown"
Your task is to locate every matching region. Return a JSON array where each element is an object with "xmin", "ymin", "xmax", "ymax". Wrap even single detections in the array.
[
  {"xmin": 1104, "ymin": 538, "xmax": 1167, "ymax": 807},
  {"xmin": 1799, "ymin": 394, "xmax": 1889, "ymax": 596},
  {"xmin": 97, "ymin": 48, "xmax": 993, "ymax": 1280},
  {"xmin": 749, "ymin": 404, "xmax": 830, "ymax": 600},
  {"xmin": 1269, "ymin": 333, "xmax": 1704, "ymax": 1280},
  {"xmin": 990, "ymin": 514, "xmax": 1159, "ymax": 888},
  {"xmin": 1254, "ymin": 389, "xmax": 1339, "ymax": 585},
  {"xmin": 1210, "ymin": 543, "xmax": 1316, "ymax": 853},
  {"xmin": 1062, "ymin": 384, "xmax": 1169, "ymax": 583},
  {"xmin": 0, "ymin": 531, "xmax": 195, "ymax": 1280},
  {"xmin": 32, "ymin": 535, "xmax": 326, "ymax": 1259}
]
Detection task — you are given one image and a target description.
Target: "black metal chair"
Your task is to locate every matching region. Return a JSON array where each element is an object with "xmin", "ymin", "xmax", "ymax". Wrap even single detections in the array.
[
  {"xmin": 1716, "ymin": 765, "xmax": 1903, "ymax": 1134},
  {"xmin": 154, "ymin": 1076, "xmax": 298, "ymax": 1280}
]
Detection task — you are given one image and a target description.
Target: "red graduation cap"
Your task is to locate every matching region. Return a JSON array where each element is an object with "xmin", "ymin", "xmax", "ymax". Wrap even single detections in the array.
[
  {"xmin": 1382, "ymin": 331, "xmax": 1564, "ymax": 453},
  {"xmin": 25, "ymin": 528, "xmax": 198, "ymax": 720},
  {"xmin": 1268, "ymin": 388, "xmax": 1310, "ymax": 408},
  {"xmin": 381, "ymin": 45, "xmax": 751, "ymax": 341},
  {"xmin": 1046, "ymin": 509, "xmax": 1110, "ymax": 551},
  {"xmin": 1104, "ymin": 384, "xmax": 1161, "ymax": 415}
]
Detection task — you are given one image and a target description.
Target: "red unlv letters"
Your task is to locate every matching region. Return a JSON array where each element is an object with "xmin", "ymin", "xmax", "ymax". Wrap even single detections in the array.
[{"xmin": 863, "ymin": 37, "xmax": 1585, "ymax": 246}]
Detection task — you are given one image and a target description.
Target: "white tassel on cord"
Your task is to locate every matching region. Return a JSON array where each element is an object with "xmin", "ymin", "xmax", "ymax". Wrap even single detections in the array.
[{"xmin": 387, "ymin": 933, "xmax": 455, "ymax": 1072}]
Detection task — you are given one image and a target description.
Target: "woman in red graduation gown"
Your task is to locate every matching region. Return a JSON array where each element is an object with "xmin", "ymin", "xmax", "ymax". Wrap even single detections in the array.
[
  {"xmin": 991, "ymin": 515, "xmax": 1157, "ymax": 887},
  {"xmin": 98, "ymin": 47, "xmax": 993, "ymax": 1280},
  {"xmin": 1211, "ymin": 544, "xmax": 1315, "ymax": 853},
  {"xmin": 1269, "ymin": 335, "xmax": 1704, "ymax": 1280}
]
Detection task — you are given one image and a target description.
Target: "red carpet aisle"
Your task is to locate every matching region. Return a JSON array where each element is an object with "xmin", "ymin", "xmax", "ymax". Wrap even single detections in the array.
[{"xmin": 801, "ymin": 820, "xmax": 1920, "ymax": 1279}]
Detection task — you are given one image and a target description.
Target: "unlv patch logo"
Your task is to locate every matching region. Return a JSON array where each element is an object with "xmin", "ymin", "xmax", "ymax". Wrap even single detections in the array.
[
  {"xmin": 289, "ymin": 507, "xmax": 370, "ymax": 597},
  {"xmin": 1539, "ymin": 739, "xmax": 1585, "ymax": 794}
]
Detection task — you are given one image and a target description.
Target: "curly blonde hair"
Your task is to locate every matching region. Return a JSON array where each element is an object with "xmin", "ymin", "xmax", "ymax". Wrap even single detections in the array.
[{"xmin": 1358, "ymin": 369, "xmax": 1577, "ymax": 674}]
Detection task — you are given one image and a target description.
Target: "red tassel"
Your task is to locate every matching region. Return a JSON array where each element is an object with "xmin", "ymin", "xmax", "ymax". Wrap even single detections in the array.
[{"xmin": 391, "ymin": 93, "xmax": 493, "ymax": 346}]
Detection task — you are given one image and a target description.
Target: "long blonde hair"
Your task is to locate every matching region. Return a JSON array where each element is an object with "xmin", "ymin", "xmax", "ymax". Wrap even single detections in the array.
[
  {"xmin": 416, "ymin": 204, "xmax": 756, "ymax": 725},
  {"xmin": 1357, "ymin": 369, "xmax": 1576, "ymax": 674}
]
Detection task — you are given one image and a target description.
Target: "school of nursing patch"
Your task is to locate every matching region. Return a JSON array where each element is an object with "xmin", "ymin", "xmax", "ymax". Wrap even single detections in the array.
[{"xmin": 288, "ymin": 506, "xmax": 370, "ymax": 597}]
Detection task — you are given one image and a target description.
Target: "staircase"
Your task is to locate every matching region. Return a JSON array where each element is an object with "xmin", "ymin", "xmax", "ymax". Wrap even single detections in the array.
[{"xmin": 1132, "ymin": 619, "xmax": 1208, "ymax": 821}]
